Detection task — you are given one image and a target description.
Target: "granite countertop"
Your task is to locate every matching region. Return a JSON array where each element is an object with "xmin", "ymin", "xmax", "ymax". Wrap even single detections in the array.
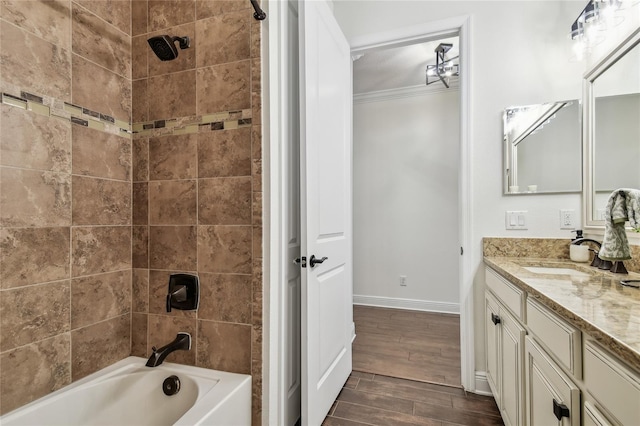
[{"xmin": 484, "ymin": 256, "xmax": 640, "ymax": 373}]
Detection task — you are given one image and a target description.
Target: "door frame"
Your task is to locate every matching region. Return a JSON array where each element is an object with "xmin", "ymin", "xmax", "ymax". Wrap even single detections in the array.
[
  {"xmin": 263, "ymin": 1, "xmax": 300, "ymax": 424},
  {"xmin": 264, "ymin": 6, "xmax": 476, "ymax": 425},
  {"xmin": 349, "ymin": 15, "xmax": 475, "ymax": 392}
]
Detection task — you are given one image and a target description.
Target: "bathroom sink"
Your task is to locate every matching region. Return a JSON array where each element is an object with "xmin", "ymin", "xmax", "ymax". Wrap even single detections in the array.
[{"xmin": 523, "ymin": 266, "xmax": 591, "ymax": 278}]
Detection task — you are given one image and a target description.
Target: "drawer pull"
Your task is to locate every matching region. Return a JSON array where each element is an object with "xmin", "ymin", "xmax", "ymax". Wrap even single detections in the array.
[
  {"xmin": 491, "ymin": 313, "xmax": 501, "ymax": 325},
  {"xmin": 552, "ymin": 399, "xmax": 570, "ymax": 421}
]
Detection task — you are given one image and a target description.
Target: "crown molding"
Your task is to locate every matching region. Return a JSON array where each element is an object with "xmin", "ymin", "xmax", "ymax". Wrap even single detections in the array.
[{"xmin": 353, "ymin": 81, "xmax": 459, "ymax": 104}]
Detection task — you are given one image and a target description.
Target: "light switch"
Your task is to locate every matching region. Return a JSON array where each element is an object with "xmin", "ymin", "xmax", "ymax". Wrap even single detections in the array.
[{"xmin": 506, "ymin": 211, "xmax": 528, "ymax": 230}]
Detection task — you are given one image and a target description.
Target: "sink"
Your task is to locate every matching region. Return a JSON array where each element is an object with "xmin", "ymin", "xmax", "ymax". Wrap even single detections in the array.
[{"xmin": 523, "ymin": 266, "xmax": 591, "ymax": 278}]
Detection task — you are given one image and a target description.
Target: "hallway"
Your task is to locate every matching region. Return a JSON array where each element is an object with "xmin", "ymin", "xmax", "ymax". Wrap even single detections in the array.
[
  {"xmin": 322, "ymin": 306, "xmax": 503, "ymax": 425},
  {"xmin": 352, "ymin": 306, "xmax": 461, "ymax": 386}
]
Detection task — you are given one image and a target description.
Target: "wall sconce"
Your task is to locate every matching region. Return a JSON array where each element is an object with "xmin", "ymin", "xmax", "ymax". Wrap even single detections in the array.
[
  {"xmin": 570, "ymin": 0, "xmax": 627, "ymax": 60},
  {"xmin": 425, "ymin": 43, "xmax": 460, "ymax": 89}
]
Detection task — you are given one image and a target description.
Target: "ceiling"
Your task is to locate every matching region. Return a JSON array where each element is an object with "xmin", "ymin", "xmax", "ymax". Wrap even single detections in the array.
[{"xmin": 352, "ymin": 36, "xmax": 459, "ymax": 95}]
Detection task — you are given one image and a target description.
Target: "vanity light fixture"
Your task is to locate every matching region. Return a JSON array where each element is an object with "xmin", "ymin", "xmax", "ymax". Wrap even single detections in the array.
[
  {"xmin": 425, "ymin": 43, "xmax": 459, "ymax": 88},
  {"xmin": 570, "ymin": 0, "xmax": 627, "ymax": 60}
]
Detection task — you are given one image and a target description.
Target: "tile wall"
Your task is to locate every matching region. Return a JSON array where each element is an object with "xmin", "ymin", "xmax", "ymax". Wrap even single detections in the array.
[
  {"xmin": 130, "ymin": 0, "xmax": 263, "ymax": 424},
  {"xmin": 0, "ymin": 0, "xmax": 132, "ymax": 414},
  {"xmin": 0, "ymin": 0, "xmax": 263, "ymax": 422}
]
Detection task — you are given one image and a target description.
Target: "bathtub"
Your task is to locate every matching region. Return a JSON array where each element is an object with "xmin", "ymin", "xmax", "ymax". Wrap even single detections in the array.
[{"xmin": 0, "ymin": 356, "xmax": 251, "ymax": 426}]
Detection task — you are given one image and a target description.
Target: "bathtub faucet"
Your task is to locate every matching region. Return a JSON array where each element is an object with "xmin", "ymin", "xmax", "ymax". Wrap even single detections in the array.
[{"xmin": 146, "ymin": 332, "xmax": 191, "ymax": 367}]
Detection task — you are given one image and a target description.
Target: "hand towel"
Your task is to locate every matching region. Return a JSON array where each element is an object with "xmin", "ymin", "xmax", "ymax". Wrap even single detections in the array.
[{"xmin": 599, "ymin": 188, "xmax": 640, "ymax": 261}]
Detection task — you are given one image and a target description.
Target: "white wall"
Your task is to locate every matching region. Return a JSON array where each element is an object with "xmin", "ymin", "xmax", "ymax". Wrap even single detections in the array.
[
  {"xmin": 333, "ymin": 0, "xmax": 587, "ymax": 385},
  {"xmin": 353, "ymin": 90, "xmax": 460, "ymax": 311}
]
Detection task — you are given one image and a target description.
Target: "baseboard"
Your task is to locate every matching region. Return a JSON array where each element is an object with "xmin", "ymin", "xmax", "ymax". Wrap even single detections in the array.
[
  {"xmin": 473, "ymin": 371, "xmax": 493, "ymax": 396},
  {"xmin": 353, "ymin": 295, "xmax": 460, "ymax": 314}
]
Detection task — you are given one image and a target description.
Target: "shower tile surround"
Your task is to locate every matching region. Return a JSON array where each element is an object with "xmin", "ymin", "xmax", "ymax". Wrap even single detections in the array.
[{"xmin": 0, "ymin": 0, "xmax": 264, "ymax": 423}]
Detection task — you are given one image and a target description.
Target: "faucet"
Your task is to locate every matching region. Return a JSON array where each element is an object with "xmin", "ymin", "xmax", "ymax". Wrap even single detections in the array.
[
  {"xmin": 571, "ymin": 238, "xmax": 606, "ymax": 269},
  {"xmin": 572, "ymin": 238, "xmax": 627, "ymax": 273},
  {"xmin": 146, "ymin": 332, "xmax": 191, "ymax": 367}
]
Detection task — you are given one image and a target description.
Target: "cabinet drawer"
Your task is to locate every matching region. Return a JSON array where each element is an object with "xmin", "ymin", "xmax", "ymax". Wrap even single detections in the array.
[
  {"xmin": 584, "ymin": 340, "xmax": 640, "ymax": 426},
  {"xmin": 525, "ymin": 336, "xmax": 580, "ymax": 426},
  {"xmin": 526, "ymin": 298, "xmax": 581, "ymax": 378},
  {"xmin": 583, "ymin": 400, "xmax": 613, "ymax": 426},
  {"xmin": 485, "ymin": 267, "xmax": 525, "ymax": 320}
]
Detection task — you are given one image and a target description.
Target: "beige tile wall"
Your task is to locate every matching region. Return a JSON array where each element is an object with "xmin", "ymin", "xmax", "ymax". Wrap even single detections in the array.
[
  {"xmin": 130, "ymin": 1, "xmax": 263, "ymax": 424},
  {"xmin": 0, "ymin": 0, "xmax": 133, "ymax": 414},
  {"xmin": 0, "ymin": 0, "xmax": 262, "ymax": 420}
]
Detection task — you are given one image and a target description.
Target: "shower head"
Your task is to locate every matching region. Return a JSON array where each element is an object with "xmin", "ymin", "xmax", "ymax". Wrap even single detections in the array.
[{"xmin": 147, "ymin": 35, "xmax": 190, "ymax": 61}]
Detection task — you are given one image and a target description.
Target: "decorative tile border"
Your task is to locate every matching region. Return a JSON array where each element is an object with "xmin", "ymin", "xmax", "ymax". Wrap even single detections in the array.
[
  {"xmin": 1, "ymin": 82, "xmax": 131, "ymax": 138},
  {"xmin": 1, "ymin": 82, "xmax": 253, "ymax": 141},
  {"xmin": 131, "ymin": 109, "xmax": 253, "ymax": 139}
]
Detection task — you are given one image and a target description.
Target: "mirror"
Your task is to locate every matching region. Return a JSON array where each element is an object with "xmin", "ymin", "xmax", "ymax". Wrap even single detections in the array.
[
  {"xmin": 585, "ymin": 29, "xmax": 640, "ymax": 226},
  {"xmin": 503, "ymin": 100, "xmax": 582, "ymax": 194}
]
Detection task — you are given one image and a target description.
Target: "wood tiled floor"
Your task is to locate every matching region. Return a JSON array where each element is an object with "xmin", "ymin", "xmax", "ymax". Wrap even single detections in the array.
[
  {"xmin": 322, "ymin": 305, "xmax": 504, "ymax": 425},
  {"xmin": 323, "ymin": 372, "xmax": 503, "ymax": 426},
  {"xmin": 352, "ymin": 305, "xmax": 462, "ymax": 386}
]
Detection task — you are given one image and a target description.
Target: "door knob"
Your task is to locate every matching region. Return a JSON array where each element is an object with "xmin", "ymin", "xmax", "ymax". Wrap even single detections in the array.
[{"xmin": 309, "ymin": 255, "xmax": 328, "ymax": 267}]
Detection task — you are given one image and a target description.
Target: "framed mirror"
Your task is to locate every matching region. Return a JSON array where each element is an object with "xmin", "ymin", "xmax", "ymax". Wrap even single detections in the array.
[
  {"xmin": 584, "ymin": 28, "xmax": 640, "ymax": 227},
  {"xmin": 503, "ymin": 100, "xmax": 582, "ymax": 195}
]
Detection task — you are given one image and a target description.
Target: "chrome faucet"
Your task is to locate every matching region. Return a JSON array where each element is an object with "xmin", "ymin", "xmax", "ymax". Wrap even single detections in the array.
[{"xmin": 146, "ymin": 332, "xmax": 191, "ymax": 367}]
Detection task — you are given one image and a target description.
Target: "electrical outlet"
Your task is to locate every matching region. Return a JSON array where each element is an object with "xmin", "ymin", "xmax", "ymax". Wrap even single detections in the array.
[
  {"xmin": 560, "ymin": 209, "xmax": 575, "ymax": 229},
  {"xmin": 505, "ymin": 211, "xmax": 527, "ymax": 230},
  {"xmin": 399, "ymin": 275, "xmax": 407, "ymax": 287}
]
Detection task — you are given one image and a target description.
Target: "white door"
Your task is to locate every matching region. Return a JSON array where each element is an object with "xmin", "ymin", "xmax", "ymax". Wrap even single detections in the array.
[{"xmin": 299, "ymin": 0, "xmax": 353, "ymax": 424}]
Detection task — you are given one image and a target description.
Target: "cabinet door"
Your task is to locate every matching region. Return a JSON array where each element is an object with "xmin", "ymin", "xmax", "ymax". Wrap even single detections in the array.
[
  {"xmin": 583, "ymin": 401, "xmax": 613, "ymax": 426},
  {"xmin": 525, "ymin": 337, "xmax": 580, "ymax": 426},
  {"xmin": 583, "ymin": 340, "xmax": 640, "ymax": 426},
  {"xmin": 485, "ymin": 292, "xmax": 501, "ymax": 404},
  {"xmin": 500, "ymin": 308, "xmax": 526, "ymax": 426}
]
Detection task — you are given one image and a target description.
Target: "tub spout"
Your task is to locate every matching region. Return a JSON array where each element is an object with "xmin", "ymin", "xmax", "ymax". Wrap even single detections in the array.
[{"xmin": 146, "ymin": 332, "xmax": 191, "ymax": 367}]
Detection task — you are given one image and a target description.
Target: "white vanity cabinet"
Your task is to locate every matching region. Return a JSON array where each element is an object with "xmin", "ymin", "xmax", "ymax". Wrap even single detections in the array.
[
  {"xmin": 484, "ymin": 264, "xmax": 640, "ymax": 426},
  {"xmin": 583, "ymin": 401, "xmax": 613, "ymax": 426},
  {"xmin": 485, "ymin": 292, "xmax": 501, "ymax": 403},
  {"xmin": 583, "ymin": 340, "xmax": 640, "ymax": 426},
  {"xmin": 485, "ymin": 270, "xmax": 526, "ymax": 426},
  {"xmin": 525, "ymin": 336, "xmax": 580, "ymax": 426}
]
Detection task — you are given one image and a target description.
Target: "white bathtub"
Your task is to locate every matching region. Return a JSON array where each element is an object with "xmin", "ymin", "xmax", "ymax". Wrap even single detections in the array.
[{"xmin": 1, "ymin": 356, "xmax": 251, "ymax": 426}]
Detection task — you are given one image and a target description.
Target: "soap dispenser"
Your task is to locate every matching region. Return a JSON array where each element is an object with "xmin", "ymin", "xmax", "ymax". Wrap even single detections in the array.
[{"xmin": 570, "ymin": 230, "xmax": 589, "ymax": 262}]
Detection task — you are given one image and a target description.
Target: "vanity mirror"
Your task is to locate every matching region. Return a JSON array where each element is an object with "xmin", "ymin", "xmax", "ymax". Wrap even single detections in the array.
[
  {"xmin": 503, "ymin": 100, "xmax": 582, "ymax": 195},
  {"xmin": 584, "ymin": 28, "xmax": 640, "ymax": 227}
]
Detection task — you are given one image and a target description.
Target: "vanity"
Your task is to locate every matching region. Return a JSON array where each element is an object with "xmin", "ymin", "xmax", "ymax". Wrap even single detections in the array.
[
  {"xmin": 483, "ymin": 255, "xmax": 640, "ymax": 426},
  {"xmin": 488, "ymin": 5, "xmax": 640, "ymax": 425}
]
